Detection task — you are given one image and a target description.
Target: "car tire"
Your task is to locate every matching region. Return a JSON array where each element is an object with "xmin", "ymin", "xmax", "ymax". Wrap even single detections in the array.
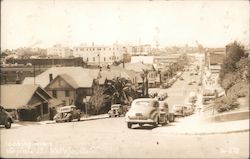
[
  {"xmin": 127, "ymin": 122, "xmax": 132, "ymax": 129},
  {"xmin": 78, "ymin": 118, "xmax": 81, "ymax": 121},
  {"xmin": 5, "ymin": 119, "xmax": 11, "ymax": 129}
]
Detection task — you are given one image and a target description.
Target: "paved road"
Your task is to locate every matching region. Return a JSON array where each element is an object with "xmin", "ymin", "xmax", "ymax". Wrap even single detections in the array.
[
  {"xmin": 150, "ymin": 70, "xmax": 201, "ymax": 110},
  {"xmin": 1, "ymin": 71, "xmax": 249, "ymax": 158},
  {"xmin": 1, "ymin": 117, "xmax": 249, "ymax": 158}
]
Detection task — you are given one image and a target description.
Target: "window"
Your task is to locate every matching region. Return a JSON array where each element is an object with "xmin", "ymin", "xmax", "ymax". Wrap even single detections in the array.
[
  {"xmin": 104, "ymin": 57, "xmax": 106, "ymax": 61},
  {"xmin": 93, "ymin": 57, "xmax": 95, "ymax": 62},
  {"xmin": 65, "ymin": 90, "xmax": 70, "ymax": 97},
  {"xmin": 52, "ymin": 90, "xmax": 57, "ymax": 98},
  {"xmin": 86, "ymin": 57, "xmax": 89, "ymax": 61}
]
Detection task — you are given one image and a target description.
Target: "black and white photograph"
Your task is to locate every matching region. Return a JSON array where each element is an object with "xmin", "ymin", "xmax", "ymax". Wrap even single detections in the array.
[{"xmin": 0, "ymin": 0, "xmax": 249, "ymax": 158}]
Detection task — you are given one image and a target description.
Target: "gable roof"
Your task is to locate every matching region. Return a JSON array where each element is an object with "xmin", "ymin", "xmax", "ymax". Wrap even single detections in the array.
[
  {"xmin": 119, "ymin": 62, "xmax": 154, "ymax": 73},
  {"xmin": 99, "ymin": 70, "xmax": 130, "ymax": 85},
  {"xmin": 0, "ymin": 84, "xmax": 51, "ymax": 109},
  {"xmin": 23, "ymin": 67, "xmax": 98, "ymax": 88},
  {"xmin": 45, "ymin": 74, "xmax": 80, "ymax": 89}
]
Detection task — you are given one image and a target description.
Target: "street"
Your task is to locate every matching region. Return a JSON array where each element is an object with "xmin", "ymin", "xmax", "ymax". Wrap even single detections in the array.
[
  {"xmin": 0, "ymin": 71, "xmax": 249, "ymax": 158},
  {"xmin": 1, "ymin": 118, "xmax": 249, "ymax": 158}
]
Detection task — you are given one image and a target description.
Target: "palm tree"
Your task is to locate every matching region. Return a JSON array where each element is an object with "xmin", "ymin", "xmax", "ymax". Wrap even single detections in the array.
[
  {"xmin": 142, "ymin": 69, "xmax": 149, "ymax": 97},
  {"xmin": 140, "ymin": 73, "xmax": 145, "ymax": 96},
  {"xmin": 104, "ymin": 77, "xmax": 136, "ymax": 105}
]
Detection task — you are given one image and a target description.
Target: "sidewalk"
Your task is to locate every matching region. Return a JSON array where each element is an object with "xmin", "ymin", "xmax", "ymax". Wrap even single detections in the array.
[
  {"xmin": 153, "ymin": 113, "xmax": 249, "ymax": 135},
  {"xmin": 12, "ymin": 114, "xmax": 109, "ymax": 126},
  {"xmin": 45, "ymin": 113, "xmax": 109, "ymax": 124}
]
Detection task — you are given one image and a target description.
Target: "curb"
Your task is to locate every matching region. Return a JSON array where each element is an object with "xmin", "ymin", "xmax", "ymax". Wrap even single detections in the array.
[
  {"xmin": 153, "ymin": 129, "xmax": 249, "ymax": 136},
  {"xmin": 45, "ymin": 115, "xmax": 109, "ymax": 124},
  {"xmin": 203, "ymin": 110, "xmax": 250, "ymax": 123}
]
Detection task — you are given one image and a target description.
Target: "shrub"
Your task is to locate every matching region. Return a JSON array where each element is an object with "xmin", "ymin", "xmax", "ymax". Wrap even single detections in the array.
[{"xmin": 214, "ymin": 96, "xmax": 239, "ymax": 113}]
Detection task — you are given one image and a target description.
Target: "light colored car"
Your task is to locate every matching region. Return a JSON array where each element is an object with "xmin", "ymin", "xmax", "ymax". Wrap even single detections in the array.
[
  {"xmin": 0, "ymin": 106, "xmax": 14, "ymax": 129},
  {"xmin": 108, "ymin": 104, "xmax": 125, "ymax": 117},
  {"xmin": 125, "ymin": 98, "xmax": 164, "ymax": 128},
  {"xmin": 173, "ymin": 104, "xmax": 194, "ymax": 117},
  {"xmin": 173, "ymin": 105, "xmax": 185, "ymax": 117},
  {"xmin": 54, "ymin": 105, "xmax": 81, "ymax": 122}
]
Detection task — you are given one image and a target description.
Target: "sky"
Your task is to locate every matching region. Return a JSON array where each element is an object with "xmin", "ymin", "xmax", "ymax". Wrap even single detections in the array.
[{"xmin": 1, "ymin": 0, "xmax": 249, "ymax": 49}]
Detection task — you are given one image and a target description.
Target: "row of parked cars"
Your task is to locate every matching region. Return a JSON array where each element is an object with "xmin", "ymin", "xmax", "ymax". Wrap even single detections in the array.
[
  {"xmin": 125, "ymin": 98, "xmax": 175, "ymax": 128},
  {"xmin": 162, "ymin": 71, "xmax": 184, "ymax": 89}
]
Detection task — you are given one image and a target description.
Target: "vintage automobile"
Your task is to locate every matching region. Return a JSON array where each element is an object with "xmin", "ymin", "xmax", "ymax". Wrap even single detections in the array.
[
  {"xmin": 125, "ymin": 98, "xmax": 167, "ymax": 128},
  {"xmin": 157, "ymin": 91, "xmax": 168, "ymax": 101},
  {"xmin": 54, "ymin": 105, "xmax": 81, "ymax": 122},
  {"xmin": 185, "ymin": 105, "xmax": 195, "ymax": 116},
  {"xmin": 108, "ymin": 104, "xmax": 125, "ymax": 117},
  {"xmin": 0, "ymin": 106, "xmax": 14, "ymax": 129},
  {"xmin": 159, "ymin": 101, "xmax": 175, "ymax": 124},
  {"xmin": 173, "ymin": 104, "xmax": 194, "ymax": 117},
  {"xmin": 173, "ymin": 105, "xmax": 185, "ymax": 117}
]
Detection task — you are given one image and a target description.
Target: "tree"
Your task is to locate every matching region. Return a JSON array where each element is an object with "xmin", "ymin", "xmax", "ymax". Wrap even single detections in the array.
[
  {"xmin": 142, "ymin": 69, "xmax": 149, "ymax": 97},
  {"xmin": 236, "ymin": 57, "xmax": 250, "ymax": 81},
  {"xmin": 220, "ymin": 41, "xmax": 246, "ymax": 79}
]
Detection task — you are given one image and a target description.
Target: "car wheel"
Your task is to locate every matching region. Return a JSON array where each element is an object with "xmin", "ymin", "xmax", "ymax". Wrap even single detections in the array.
[
  {"xmin": 127, "ymin": 122, "xmax": 132, "ymax": 129},
  {"xmin": 78, "ymin": 118, "xmax": 81, "ymax": 121},
  {"xmin": 5, "ymin": 119, "xmax": 11, "ymax": 129}
]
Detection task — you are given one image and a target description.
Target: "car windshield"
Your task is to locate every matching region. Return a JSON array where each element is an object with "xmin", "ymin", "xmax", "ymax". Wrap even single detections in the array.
[{"xmin": 134, "ymin": 101, "xmax": 149, "ymax": 107}]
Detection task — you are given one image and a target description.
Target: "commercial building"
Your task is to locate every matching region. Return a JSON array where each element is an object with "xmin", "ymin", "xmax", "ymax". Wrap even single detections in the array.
[
  {"xmin": 47, "ymin": 44, "xmax": 73, "ymax": 58},
  {"xmin": 73, "ymin": 43, "xmax": 123, "ymax": 66}
]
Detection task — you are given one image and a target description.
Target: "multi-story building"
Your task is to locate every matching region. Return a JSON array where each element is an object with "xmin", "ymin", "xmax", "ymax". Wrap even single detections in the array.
[
  {"xmin": 47, "ymin": 44, "xmax": 73, "ymax": 58},
  {"xmin": 73, "ymin": 43, "xmax": 123, "ymax": 65},
  {"xmin": 131, "ymin": 44, "xmax": 151, "ymax": 55}
]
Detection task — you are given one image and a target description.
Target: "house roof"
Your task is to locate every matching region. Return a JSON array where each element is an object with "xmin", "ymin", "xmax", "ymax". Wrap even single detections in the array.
[
  {"xmin": 47, "ymin": 74, "xmax": 80, "ymax": 89},
  {"xmin": 0, "ymin": 84, "xmax": 50, "ymax": 109},
  {"xmin": 99, "ymin": 70, "xmax": 130, "ymax": 85},
  {"xmin": 23, "ymin": 67, "xmax": 98, "ymax": 88},
  {"xmin": 119, "ymin": 62, "xmax": 154, "ymax": 73}
]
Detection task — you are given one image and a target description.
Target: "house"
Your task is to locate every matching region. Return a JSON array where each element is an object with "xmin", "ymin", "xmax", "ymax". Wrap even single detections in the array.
[
  {"xmin": 0, "ymin": 84, "xmax": 61, "ymax": 121},
  {"xmin": 119, "ymin": 62, "xmax": 158, "ymax": 88},
  {"xmin": 98, "ymin": 66, "xmax": 138, "ymax": 88},
  {"xmin": 22, "ymin": 67, "xmax": 100, "ymax": 112}
]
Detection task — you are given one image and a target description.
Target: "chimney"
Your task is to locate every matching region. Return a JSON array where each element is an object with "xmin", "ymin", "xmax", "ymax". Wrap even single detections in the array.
[{"xmin": 49, "ymin": 73, "xmax": 53, "ymax": 82}]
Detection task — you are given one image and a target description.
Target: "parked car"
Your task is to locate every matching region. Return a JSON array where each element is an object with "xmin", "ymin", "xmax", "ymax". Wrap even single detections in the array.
[
  {"xmin": 184, "ymin": 105, "xmax": 195, "ymax": 116},
  {"xmin": 159, "ymin": 101, "xmax": 175, "ymax": 123},
  {"xmin": 157, "ymin": 91, "xmax": 168, "ymax": 101},
  {"xmin": 54, "ymin": 105, "xmax": 81, "ymax": 122},
  {"xmin": 108, "ymin": 104, "xmax": 125, "ymax": 117},
  {"xmin": 125, "ymin": 98, "xmax": 166, "ymax": 128},
  {"xmin": 0, "ymin": 106, "xmax": 14, "ymax": 129},
  {"xmin": 173, "ymin": 105, "xmax": 185, "ymax": 117},
  {"xmin": 162, "ymin": 82, "xmax": 171, "ymax": 88}
]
